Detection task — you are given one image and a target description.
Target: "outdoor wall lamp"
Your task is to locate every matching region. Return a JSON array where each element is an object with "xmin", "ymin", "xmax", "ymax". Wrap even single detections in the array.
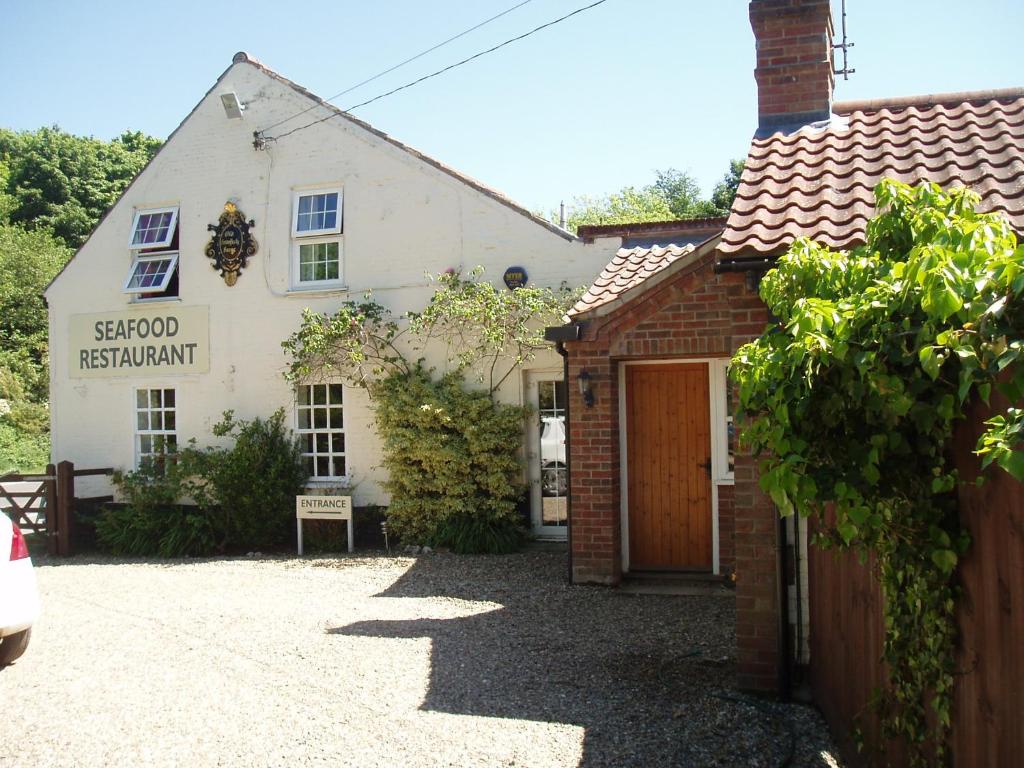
[{"xmin": 577, "ymin": 370, "xmax": 594, "ymax": 408}]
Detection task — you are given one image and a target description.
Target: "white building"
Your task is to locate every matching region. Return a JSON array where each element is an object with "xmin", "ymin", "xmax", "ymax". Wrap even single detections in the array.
[{"xmin": 45, "ymin": 53, "xmax": 619, "ymax": 538}]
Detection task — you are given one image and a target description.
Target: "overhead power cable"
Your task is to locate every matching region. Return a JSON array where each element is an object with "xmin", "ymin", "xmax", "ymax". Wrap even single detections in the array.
[
  {"xmin": 261, "ymin": 0, "xmax": 536, "ymax": 134},
  {"xmin": 262, "ymin": 0, "xmax": 610, "ymax": 144}
]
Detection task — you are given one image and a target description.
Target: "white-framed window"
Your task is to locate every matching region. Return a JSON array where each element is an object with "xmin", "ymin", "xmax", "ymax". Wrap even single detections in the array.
[
  {"xmin": 292, "ymin": 190, "xmax": 342, "ymax": 237},
  {"xmin": 296, "ymin": 239, "xmax": 342, "ymax": 284},
  {"xmin": 291, "ymin": 189, "xmax": 343, "ymax": 289},
  {"xmin": 130, "ymin": 206, "xmax": 179, "ymax": 249},
  {"xmin": 126, "ymin": 205, "xmax": 180, "ymax": 301},
  {"xmin": 123, "ymin": 253, "xmax": 179, "ymax": 294},
  {"xmin": 296, "ymin": 383, "xmax": 346, "ymax": 480},
  {"xmin": 135, "ymin": 388, "xmax": 177, "ymax": 469}
]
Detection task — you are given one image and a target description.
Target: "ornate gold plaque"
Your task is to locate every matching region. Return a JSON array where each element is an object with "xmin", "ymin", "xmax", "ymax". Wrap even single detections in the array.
[{"xmin": 206, "ymin": 202, "xmax": 258, "ymax": 286}]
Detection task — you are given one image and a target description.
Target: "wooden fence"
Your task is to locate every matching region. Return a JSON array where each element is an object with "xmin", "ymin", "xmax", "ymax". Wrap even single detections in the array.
[
  {"xmin": 808, "ymin": 396, "xmax": 1024, "ymax": 765},
  {"xmin": 0, "ymin": 461, "xmax": 112, "ymax": 556}
]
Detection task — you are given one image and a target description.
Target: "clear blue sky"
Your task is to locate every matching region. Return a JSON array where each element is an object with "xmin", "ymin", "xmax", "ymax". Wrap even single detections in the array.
[{"xmin": 2, "ymin": 0, "xmax": 1022, "ymax": 215}]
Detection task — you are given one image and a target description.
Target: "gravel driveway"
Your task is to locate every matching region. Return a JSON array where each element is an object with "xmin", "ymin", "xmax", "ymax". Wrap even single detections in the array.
[{"xmin": 2, "ymin": 550, "xmax": 841, "ymax": 767}]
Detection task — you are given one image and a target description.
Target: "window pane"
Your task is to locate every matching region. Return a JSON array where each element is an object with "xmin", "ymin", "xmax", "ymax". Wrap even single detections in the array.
[
  {"xmin": 316, "ymin": 457, "xmax": 330, "ymax": 477},
  {"xmin": 164, "ymin": 412, "xmax": 175, "ymax": 431},
  {"xmin": 328, "ymin": 384, "xmax": 343, "ymax": 404},
  {"xmin": 140, "ymin": 435, "xmax": 152, "ymax": 453},
  {"xmin": 305, "ymin": 457, "xmax": 315, "ymax": 476},
  {"xmin": 304, "ymin": 434, "xmax": 315, "ymax": 453},
  {"xmin": 332, "ymin": 434, "xmax": 345, "ymax": 454},
  {"xmin": 298, "ymin": 409, "xmax": 311, "ymax": 429},
  {"xmin": 316, "ymin": 433, "xmax": 329, "ymax": 453},
  {"xmin": 151, "ymin": 412, "xmax": 163, "ymax": 431},
  {"xmin": 329, "ymin": 408, "xmax": 343, "ymax": 428},
  {"xmin": 137, "ymin": 412, "xmax": 149, "ymax": 431},
  {"xmin": 164, "ymin": 390, "xmax": 175, "ymax": 407},
  {"xmin": 298, "ymin": 387, "xmax": 311, "ymax": 406},
  {"xmin": 150, "ymin": 390, "xmax": 162, "ymax": 408},
  {"xmin": 313, "ymin": 409, "xmax": 327, "ymax": 429},
  {"xmin": 333, "ymin": 457, "xmax": 346, "ymax": 477},
  {"xmin": 136, "ymin": 390, "xmax": 148, "ymax": 408},
  {"xmin": 313, "ymin": 386, "xmax": 327, "ymax": 405},
  {"xmin": 538, "ymin": 381, "xmax": 555, "ymax": 412}
]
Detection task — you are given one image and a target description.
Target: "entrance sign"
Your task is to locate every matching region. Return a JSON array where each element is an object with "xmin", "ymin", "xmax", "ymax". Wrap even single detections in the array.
[
  {"xmin": 69, "ymin": 306, "xmax": 210, "ymax": 379},
  {"xmin": 295, "ymin": 495, "xmax": 353, "ymax": 555}
]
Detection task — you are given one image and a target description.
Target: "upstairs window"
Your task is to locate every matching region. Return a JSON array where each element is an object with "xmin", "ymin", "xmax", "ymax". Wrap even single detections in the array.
[
  {"xmin": 292, "ymin": 190, "xmax": 342, "ymax": 236},
  {"xmin": 124, "ymin": 253, "xmax": 179, "ymax": 294},
  {"xmin": 125, "ymin": 205, "xmax": 180, "ymax": 300},
  {"xmin": 130, "ymin": 206, "xmax": 178, "ymax": 249},
  {"xmin": 291, "ymin": 189, "xmax": 343, "ymax": 289}
]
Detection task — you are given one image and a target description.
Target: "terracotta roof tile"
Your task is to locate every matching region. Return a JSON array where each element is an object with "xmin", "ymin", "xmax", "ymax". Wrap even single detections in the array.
[
  {"xmin": 720, "ymin": 89, "xmax": 1024, "ymax": 257},
  {"xmin": 569, "ymin": 243, "xmax": 695, "ymax": 317}
]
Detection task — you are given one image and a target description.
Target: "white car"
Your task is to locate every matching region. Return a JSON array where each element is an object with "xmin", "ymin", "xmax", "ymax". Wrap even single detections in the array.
[
  {"xmin": 0, "ymin": 514, "xmax": 40, "ymax": 666},
  {"xmin": 540, "ymin": 416, "xmax": 567, "ymax": 497}
]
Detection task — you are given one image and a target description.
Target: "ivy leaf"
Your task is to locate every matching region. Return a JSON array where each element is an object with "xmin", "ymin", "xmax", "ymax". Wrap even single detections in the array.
[
  {"xmin": 930, "ymin": 548, "xmax": 958, "ymax": 575},
  {"xmin": 838, "ymin": 521, "xmax": 858, "ymax": 545},
  {"xmin": 918, "ymin": 346, "xmax": 941, "ymax": 380}
]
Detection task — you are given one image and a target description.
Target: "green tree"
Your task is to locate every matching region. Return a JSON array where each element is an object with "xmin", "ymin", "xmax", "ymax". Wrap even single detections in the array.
[
  {"xmin": 0, "ymin": 224, "xmax": 72, "ymax": 399},
  {"xmin": 560, "ymin": 160, "xmax": 745, "ymax": 232},
  {"xmin": 0, "ymin": 126, "xmax": 162, "ymax": 248},
  {"xmin": 710, "ymin": 158, "xmax": 745, "ymax": 212}
]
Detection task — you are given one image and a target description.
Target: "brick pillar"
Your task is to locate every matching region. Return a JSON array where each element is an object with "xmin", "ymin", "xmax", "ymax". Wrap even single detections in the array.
[
  {"xmin": 565, "ymin": 348, "xmax": 621, "ymax": 585},
  {"xmin": 731, "ymin": 296, "xmax": 781, "ymax": 693}
]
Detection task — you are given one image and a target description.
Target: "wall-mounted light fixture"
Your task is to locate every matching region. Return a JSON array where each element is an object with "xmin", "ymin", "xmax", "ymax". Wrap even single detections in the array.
[
  {"xmin": 577, "ymin": 370, "xmax": 594, "ymax": 408},
  {"xmin": 220, "ymin": 92, "xmax": 245, "ymax": 119}
]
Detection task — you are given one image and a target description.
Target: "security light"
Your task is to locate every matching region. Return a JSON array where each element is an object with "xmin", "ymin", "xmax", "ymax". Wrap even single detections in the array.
[{"xmin": 220, "ymin": 92, "xmax": 245, "ymax": 119}]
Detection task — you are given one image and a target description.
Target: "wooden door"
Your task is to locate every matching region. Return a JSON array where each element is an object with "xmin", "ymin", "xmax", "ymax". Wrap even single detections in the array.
[{"xmin": 626, "ymin": 363, "xmax": 712, "ymax": 571}]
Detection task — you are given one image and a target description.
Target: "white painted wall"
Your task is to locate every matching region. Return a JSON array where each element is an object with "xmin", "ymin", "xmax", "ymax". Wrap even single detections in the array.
[{"xmin": 46, "ymin": 59, "xmax": 618, "ymax": 505}]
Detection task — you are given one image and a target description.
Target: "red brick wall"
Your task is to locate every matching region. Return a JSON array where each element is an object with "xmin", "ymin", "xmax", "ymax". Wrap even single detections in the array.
[{"xmin": 564, "ymin": 250, "xmax": 779, "ymax": 691}]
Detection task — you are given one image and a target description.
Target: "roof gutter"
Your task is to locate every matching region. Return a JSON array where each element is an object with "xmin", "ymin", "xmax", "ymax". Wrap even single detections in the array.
[{"xmin": 713, "ymin": 257, "xmax": 774, "ymax": 274}]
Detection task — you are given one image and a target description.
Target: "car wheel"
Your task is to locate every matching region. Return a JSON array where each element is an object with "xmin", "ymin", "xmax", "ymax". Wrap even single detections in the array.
[
  {"xmin": 0, "ymin": 628, "xmax": 31, "ymax": 666},
  {"xmin": 542, "ymin": 462, "xmax": 567, "ymax": 497}
]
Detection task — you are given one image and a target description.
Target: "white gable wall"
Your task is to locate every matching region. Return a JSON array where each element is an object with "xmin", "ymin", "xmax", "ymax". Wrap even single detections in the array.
[{"xmin": 47, "ymin": 60, "xmax": 616, "ymax": 504}]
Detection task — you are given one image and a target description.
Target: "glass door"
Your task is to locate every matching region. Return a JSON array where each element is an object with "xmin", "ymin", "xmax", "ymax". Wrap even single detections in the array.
[{"xmin": 526, "ymin": 372, "xmax": 568, "ymax": 538}]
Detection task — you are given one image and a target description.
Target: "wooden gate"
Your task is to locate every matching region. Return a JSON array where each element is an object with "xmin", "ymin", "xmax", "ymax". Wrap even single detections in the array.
[
  {"xmin": 0, "ymin": 461, "xmax": 113, "ymax": 556},
  {"xmin": 625, "ymin": 363, "xmax": 712, "ymax": 571}
]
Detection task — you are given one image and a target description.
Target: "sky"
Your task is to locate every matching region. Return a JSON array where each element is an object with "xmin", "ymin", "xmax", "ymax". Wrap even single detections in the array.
[{"xmin": 2, "ymin": 0, "xmax": 1022, "ymax": 215}]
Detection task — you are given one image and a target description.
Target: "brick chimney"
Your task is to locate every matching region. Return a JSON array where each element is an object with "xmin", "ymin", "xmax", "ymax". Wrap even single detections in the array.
[{"xmin": 750, "ymin": 0, "xmax": 835, "ymax": 133}]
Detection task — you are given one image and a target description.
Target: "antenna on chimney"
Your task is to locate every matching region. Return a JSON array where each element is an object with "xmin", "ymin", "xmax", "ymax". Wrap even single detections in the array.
[{"xmin": 832, "ymin": 0, "xmax": 856, "ymax": 81}]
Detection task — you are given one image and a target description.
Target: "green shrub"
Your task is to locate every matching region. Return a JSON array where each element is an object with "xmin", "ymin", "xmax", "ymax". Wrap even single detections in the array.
[
  {"xmin": 96, "ymin": 409, "xmax": 306, "ymax": 556},
  {"xmin": 373, "ymin": 368, "xmax": 527, "ymax": 552},
  {"xmin": 432, "ymin": 510, "xmax": 527, "ymax": 554},
  {"xmin": 182, "ymin": 410, "xmax": 307, "ymax": 551},
  {"xmin": 98, "ymin": 459, "xmax": 219, "ymax": 557}
]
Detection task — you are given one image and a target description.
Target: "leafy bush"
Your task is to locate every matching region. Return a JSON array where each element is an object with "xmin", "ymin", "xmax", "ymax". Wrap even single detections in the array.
[
  {"xmin": 373, "ymin": 368, "xmax": 527, "ymax": 551},
  {"xmin": 98, "ymin": 459, "xmax": 219, "ymax": 557},
  {"xmin": 182, "ymin": 410, "xmax": 307, "ymax": 551},
  {"xmin": 97, "ymin": 409, "xmax": 306, "ymax": 556}
]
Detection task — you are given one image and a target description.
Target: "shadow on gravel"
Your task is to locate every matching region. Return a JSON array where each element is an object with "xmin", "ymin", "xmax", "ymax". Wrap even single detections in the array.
[{"xmin": 328, "ymin": 552, "xmax": 836, "ymax": 768}]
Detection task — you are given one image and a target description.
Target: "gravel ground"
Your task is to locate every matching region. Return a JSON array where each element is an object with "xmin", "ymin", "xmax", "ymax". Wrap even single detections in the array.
[{"xmin": 1, "ymin": 550, "xmax": 842, "ymax": 767}]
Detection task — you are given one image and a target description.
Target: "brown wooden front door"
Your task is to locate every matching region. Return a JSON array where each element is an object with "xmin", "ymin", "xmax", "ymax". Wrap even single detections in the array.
[{"xmin": 625, "ymin": 363, "xmax": 712, "ymax": 571}]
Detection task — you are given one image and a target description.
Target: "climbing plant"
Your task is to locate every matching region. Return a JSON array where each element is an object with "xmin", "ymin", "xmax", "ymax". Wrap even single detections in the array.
[
  {"xmin": 730, "ymin": 180, "xmax": 1024, "ymax": 765},
  {"xmin": 282, "ymin": 268, "xmax": 574, "ymax": 552}
]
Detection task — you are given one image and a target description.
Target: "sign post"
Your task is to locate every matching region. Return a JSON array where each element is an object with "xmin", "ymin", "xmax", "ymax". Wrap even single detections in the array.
[{"xmin": 295, "ymin": 495, "xmax": 353, "ymax": 555}]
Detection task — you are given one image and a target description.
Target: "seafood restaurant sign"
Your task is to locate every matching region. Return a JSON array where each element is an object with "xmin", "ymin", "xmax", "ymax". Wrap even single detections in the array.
[{"xmin": 68, "ymin": 306, "xmax": 210, "ymax": 378}]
